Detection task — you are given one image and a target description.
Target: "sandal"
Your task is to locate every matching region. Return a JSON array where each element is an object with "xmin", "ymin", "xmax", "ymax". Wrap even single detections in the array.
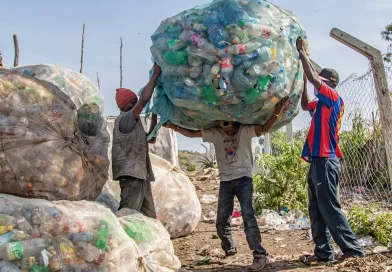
[{"xmin": 299, "ymin": 255, "xmax": 331, "ymax": 265}]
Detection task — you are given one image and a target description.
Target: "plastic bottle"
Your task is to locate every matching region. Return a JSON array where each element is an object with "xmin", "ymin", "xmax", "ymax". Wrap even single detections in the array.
[
  {"xmin": 31, "ymin": 208, "xmax": 43, "ymax": 226},
  {"xmin": 220, "ymin": 56, "xmax": 234, "ymax": 80},
  {"xmin": 174, "ymin": 90, "xmax": 201, "ymax": 101},
  {"xmin": 187, "ymin": 45, "xmax": 218, "ymax": 62},
  {"xmin": 0, "ymin": 232, "xmax": 12, "ymax": 246},
  {"xmin": 226, "ymin": 41, "xmax": 262, "ymax": 55},
  {"xmin": 244, "ymin": 24, "xmax": 281, "ymax": 39},
  {"xmin": 63, "ymin": 221, "xmax": 80, "ymax": 235},
  {"xmin": 226, "ymin": 25, "xmax": 250, "ymax": 43},
  {"xmin": 0, "ymin": 238, "xmax": 46, "ymax": 261},
  {"xmin": 164, "ymin": 51, "xmax": 189, "ymax": 65},
  {"xmin": 96, "ymin": 221, "xmax": 109, "ymax": 250},
  {"xmin": 231, "ymin": 68, "xmax": 257, "ymax": 92},
  {"xmin": 10, "ymin": 230, "xmax": 31, "ymax": 242},
  {"xmin": 162, "ymin": 66, "xmax": 190, "ymax": 76},
  {"xmin": 245, "ymin": 75, "xmax": 271, "ymax": 104},
  {"xmin": 204, "ymin": 63, "xmax": 221, "ymax": 85},
  {"xmin": 0, "ymin": 215, "xmax": 17, "ymax": 228},
  {"xmin": 75, "ymin": 243, "xmax": 105, "ymax": 263},
  {"xmin": 184, "ymin": 78, "xmax": 203, "ymax": 95},
  {"xmin": 204, "ymin": 11, "xmax": 230, "ymax": 48},
  {"xmin": 31, "ymin": 225, "xmax": 40, "ymax": 238},
  {"xmin": 69, "ymin": 232, "xmax": 93, "ymax": 243},
  {"xmin": 232, "ymin": 46, "xmax": 271, "ymax": 66},
  {"xmin": 0, "ymin": 226, "xmax": 13, "ymax": 235},
  {"xmin": 150, "ymin": 46, "xmax": 165, "ymax": 64},
  {"xmin": 223, "ymin": 0, "xmax": 248, "ymax": 27},
  {"xmin": 16, "ymin": 215, "xmax": 32, "ymax": 234},
  {"xmin": 0, "ymin": 260, "xmax": 20, "ymax": 272},
  {"xmin": 179, "ymin": 29, "xmax": 215, "ymax": 53},
  {"xmin": 270, "ymin": 41, "xmax": 277, "ymax": 60},
  {"xmin": 202, "ymin": 85, "xmax": 218, "ymax": 105},
  {"xmin": 30, "ymin": 265, "xmax": 51, "ymax": 272},
  {"xmin": 189, "ymin": 66, "xmax": 203, "ymax": 78},
  {"xmin": 188, "ymin": 55, "xmax": 203, "ymax": 67},
  {"xmin": 20, "ymin": 256, "xmax": 39, "ymax": 270},
  {"xmin": 247, "ymin": 60, "xmax": 280, "ymax": 77},
  {"xmin": 213, "ymin": 74, "xmax": 222, "ymax": 90},
  {"xmin": 230, "ymin": 35, "xmax": 240, "ymax": 44}
]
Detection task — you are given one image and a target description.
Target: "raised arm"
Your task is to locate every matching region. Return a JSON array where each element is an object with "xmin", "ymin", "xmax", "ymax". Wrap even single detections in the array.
[
  {"xmin": 296, "ymin": 37, "xmax": 322, "ymax": 91},
  {"xmin": 132, "ymin": 64, "xmax": 161, "ymax": 119},
  {"xmin": 254, "ymin": 97, "xmax": 288, "ymax": 136},
  {"xmin": 164, "ymin": 122, "xmax": 202, "ymax": 138},
  {"xmin": 301, "ymin": 74, "xmax": 310, "ymax": 111}
]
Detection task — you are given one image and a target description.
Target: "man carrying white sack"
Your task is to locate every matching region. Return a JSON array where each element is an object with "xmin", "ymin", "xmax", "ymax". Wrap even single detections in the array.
[
  {"xmin": 112, "ymin": 64, "xmax": 161, "ymax": 218},
  {"xmin": 164, "ymin": 98, "xmax": 287, "ymax": 271}
]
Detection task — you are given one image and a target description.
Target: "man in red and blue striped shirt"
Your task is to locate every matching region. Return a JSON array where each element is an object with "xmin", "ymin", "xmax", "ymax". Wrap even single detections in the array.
[{"xmin": 296, "ymin": 37, "xmax": 364, "ymax": 265}]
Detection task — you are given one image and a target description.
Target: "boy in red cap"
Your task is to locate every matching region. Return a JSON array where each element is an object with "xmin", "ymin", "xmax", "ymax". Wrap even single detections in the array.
[{"xmin": 112, "ymin": 64, "xmax": 161, "ymax": 218}]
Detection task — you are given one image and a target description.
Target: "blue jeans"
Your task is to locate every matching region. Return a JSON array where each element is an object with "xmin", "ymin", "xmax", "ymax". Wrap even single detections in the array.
[
  {"xmin": 308, "ymin": 157, "xmax": 364, "ymax": 260},
  {"xmin": 216, "ymin": 176, "xmax": 266, "ymax": 256}
]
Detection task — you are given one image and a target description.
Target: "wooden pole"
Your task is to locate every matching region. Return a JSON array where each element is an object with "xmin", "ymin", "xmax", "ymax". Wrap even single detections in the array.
[
  {"xmin": 120, "ymin": 38, "xmax": 123, "ymax": 88},
  {"xmin": 96, "ymin": 72, "xmax": 100, "ymax": 89},
  {"xmin": 80, "ymin": 24, "xmax": 85, "ymax": 74},
  {"xmin": 13, "ymin": 35, "xmax": 19, "ymax": 67},
  {"xmin": 0, "ymin": 51, "xmax": 4, "ymax": 68}
]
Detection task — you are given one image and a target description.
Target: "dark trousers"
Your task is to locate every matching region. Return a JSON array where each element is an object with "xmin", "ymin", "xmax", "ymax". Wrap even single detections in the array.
[
  {"xmin": 308, "ymin": 157, "xmax": 364, "ymax": 260},
  {"xmin": 216, "ymin": 176, "xmax": 266, "ymax": 256},
  {"xmin": 118, "ymin": 176, "xmax": 157, "ymax": 219}
]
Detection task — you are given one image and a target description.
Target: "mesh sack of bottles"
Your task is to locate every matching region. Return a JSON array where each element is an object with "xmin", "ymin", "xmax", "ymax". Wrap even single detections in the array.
[
  {"xmin": 0, "ymin": 194, "xmax": 142, "ymax": 272},
  {"xmin": 149, "ymin": 0, "xmax": 309, "ymax": 132},
  {"xmin": 149, "ymin": 154, "xmax": 201, "ymax": 238},
  {"xmin": 116, "ymin": 209, "xmax": 181, "ymax": 272},
  {"xmin": 0, "ymin": 68, "xmax": 109, "ymax": 200}
]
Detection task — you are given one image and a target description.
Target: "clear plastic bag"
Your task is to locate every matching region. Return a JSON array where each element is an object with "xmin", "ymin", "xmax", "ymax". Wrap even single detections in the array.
[
  {"xmin": 0, "ymin": 67, "xmax": 109, "ymax": 200},
  {"xmin": 150, "ymin": 154, "xmax": 201, "ymax": 238},
  {"xmin": 116, "ymin": 209, "xmax": 181, "ymax": 272},
  {"xmin": 148, "ymin": 0, "xmax": 309, "ymax": 132},
  {"xmin": 0, "ymin": 194, "xmax": 140, "ymax": 272}
]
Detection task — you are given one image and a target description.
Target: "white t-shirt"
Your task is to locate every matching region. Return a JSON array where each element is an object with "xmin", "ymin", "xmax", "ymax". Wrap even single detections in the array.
[{"xmin": 202, "ymin": 125, "xmax": 256, "ymax": 182}]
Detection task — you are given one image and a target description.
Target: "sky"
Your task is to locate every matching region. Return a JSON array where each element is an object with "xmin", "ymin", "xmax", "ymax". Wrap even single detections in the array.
[{"xmin": 1, "ymin": 0, "xmax": 391, "ymax": 152}]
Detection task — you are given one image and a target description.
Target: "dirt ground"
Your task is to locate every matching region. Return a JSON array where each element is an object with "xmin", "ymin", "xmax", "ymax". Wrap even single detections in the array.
[{"xmin": 172, "ymin": 174, "xmax": 392, "ymax": 272}]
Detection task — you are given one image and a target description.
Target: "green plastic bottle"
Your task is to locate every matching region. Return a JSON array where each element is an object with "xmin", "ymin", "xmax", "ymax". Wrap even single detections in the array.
[
  {"xmin": 163, "ymin": 51, "xmax": 189, "ymax": 65},
  {"xmin": 95, "ymin": 220, "xmax": 109, "ymax": 250},
  {"xmin": 245, "ymin": 75, "xmax": 271, "ymax": 105},
  {"xmin": 202, "ymin": 85, "xmax": 218, "ymax": 106},
  {"xmin": 30, "ymin": 265, "xmax": 51, "ymax": 272}
]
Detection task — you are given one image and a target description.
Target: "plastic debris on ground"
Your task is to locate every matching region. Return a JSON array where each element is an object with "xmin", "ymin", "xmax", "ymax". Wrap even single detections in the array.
[
  {"xmin": 200, "ymin": 194, "xmax": 218, "ymax": 204},
  {"xmin": 358, "ymin": 236, "xmax": 373, "ymax": 247},
  {"xmin": 147, "ymin": 0, "xmax": 310, "ymax": 136},
  {"xmin": 0, "ymin": 66, "xmax": 109, "ymax": 200},
  {"xmin": 116, "ymin": 209, "xmax": 181, "ymax": 272},
  {"xmin": 150, "ymin": 154, "xmax": 201, "ymax": 238},
  {"xmin": 258, "ymin": 209, "xmax": 308, "ymax": 230},
  {"xmin": 0, "ymin": 194, "xmax": 140, "ymax": 272}
]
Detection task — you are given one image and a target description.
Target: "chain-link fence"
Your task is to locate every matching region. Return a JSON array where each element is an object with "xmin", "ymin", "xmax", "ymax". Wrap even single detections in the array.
[{"xmin": 291, "ymin": 49, "xmax": 392, "ymax": 209}]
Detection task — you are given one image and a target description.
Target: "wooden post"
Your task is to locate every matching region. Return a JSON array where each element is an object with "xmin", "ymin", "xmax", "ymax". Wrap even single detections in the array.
[
  {"xmin": 96, "ymin": 72, "xmax": 100, "ymax": 89},
  {"xmin": 80, "ymin": 24, "xmax": 85, "ymax": 74},
  {"xmin": 0, "ymin": 51, "xmax": 4, "ymax": 68},
  {"xmin": 13, "ymin": 35, "xmax": 19, "ymax": 67},
  {"xmin": 331, "ymin": 27, "xmax": 392, "ymax": 186},
  {"xmin": 120, "ymin": 38, "xmax": 123, "ymax": 88}
]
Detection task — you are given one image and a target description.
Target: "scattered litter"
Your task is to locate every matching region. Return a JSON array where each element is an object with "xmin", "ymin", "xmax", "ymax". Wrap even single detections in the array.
[
  {"xmin": 200, "ymin": 194, "xmax": 218, "ymax": 204},
  {"xmin": 289, "ymin": 218, "xmax": 308, "ymax": 229},
  {"xmin": 358, "ymin": 236, "xmax": 373, "ymax": 247},
  {"xmin": 231, "ymin": 216, "xmax": 243, "ymax": 227},
  {"xmin": 373, "ymin": 246, "xmax": 390, "ymax": 254}
]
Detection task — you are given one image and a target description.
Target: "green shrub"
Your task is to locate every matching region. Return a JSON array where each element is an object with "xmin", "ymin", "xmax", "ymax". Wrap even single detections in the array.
[
  {"xmin": 198, "ymin": 155, "xmax": 217, "ymax": 170},
  {"xmin": 187, "ymin": 164, "xmax": 196, "ymax": 172},
  {"xmin": 253, "ymin": 132, "xmax": 308, "ymax": 215}
]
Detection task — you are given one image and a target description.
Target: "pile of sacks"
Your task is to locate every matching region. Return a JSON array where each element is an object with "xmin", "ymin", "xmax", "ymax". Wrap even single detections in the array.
[
  {"xmin": 0, "ymin": 65, "xmax": 110, "ymax": 200},
  {"xmin": 148, "ymin": 0, "xmax": 309, "ymax": 133}
]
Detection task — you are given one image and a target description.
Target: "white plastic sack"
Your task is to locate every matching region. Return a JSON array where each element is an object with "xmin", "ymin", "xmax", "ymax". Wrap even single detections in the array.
[
  {"xmin": 0, "ymin": 194, "xmax": 141, "ymax": 272},
  {"xmin": 150, "ymin": 154, "xmax": 201, "ymax": 238},
  {"xmin": 116, "ymin": 209, "xmax": 181, "ymax": 272}
]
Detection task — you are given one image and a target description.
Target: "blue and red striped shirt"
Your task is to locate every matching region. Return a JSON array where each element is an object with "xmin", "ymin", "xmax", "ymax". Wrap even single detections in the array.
[{"xmin": 301, "ymin": 83, "xmax": 344, "ymax": 162}]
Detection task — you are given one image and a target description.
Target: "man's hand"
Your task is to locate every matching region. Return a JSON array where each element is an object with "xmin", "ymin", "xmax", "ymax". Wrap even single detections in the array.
[
  {"xmin": 296, "ymin": 37, "xmax": 305, "ymax": 53},
  {"xmin": 163, "ymin": 121, "xmax": 176, "ymax": 130},
  {"xmin": 274, "ymin": 97, "xmax": 289, "ymax": 115},
  {"xmin": 153, "ymin": 63, "xmax": 162, "ymax": 76},
  {"xmin": 148, "ymin": 137, "xmax": 157, "ymax": 144}
]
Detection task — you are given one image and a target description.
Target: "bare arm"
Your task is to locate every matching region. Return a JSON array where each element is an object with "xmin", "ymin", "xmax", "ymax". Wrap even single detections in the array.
[
  {"xmin": 132, "ymin": 64, "xmax": 161, "ymax": 119},
  {"xmin": 164, "ymin": 122, "xmax": 202, "ymax": 138},
  {"xmin": 296, "ymin": 37, "xmax": 322, "ymax": 91},
  {"xmin": 254, "ymin": 97, "xmax": 288, "ymax": 135},
  {"xmin": 301, "ymin": 74, "xmax": 309, "ymax": 111}
]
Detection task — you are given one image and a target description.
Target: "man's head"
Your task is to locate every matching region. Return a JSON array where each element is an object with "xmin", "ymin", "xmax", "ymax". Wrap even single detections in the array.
[
  {"xmin": 115, "ymin": 88, "xmax": 138, "ymax": 112},
  {"xmin": 218, "ymin": 121, "xmax": 240, "ymax": 135},
  {"xmin": 319, "ymin": 68, "xmax": 339, "ymax": 89}
]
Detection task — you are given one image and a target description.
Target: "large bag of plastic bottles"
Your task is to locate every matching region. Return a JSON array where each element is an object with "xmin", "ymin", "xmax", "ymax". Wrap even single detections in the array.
[
  {"xmin": 150, "ymin": 154, "xmax": 201, "ymax": 238},
  {"xmin": 0, "ymin": 194, "xmax": 142, "ymax": 272},
  {"xmin": 148, "ymin": 0, "xmax": 309, "ymax": 132},
  {"xmin": 0, "ymin": 68, "xmax": 109, "ymax": 200},
  {"xmin": 116, "ymin": 209, "xmax": 181, "ymax": 272}
]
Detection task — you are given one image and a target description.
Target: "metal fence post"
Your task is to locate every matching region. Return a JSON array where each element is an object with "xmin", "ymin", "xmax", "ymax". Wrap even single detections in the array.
[
  {"xmin": 331, "ymin": 28, "xmax": 392, "ymax": 185},
  {"xmin": 286, "ymin": 123, "xmax": 293, "ymax": 143}
]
